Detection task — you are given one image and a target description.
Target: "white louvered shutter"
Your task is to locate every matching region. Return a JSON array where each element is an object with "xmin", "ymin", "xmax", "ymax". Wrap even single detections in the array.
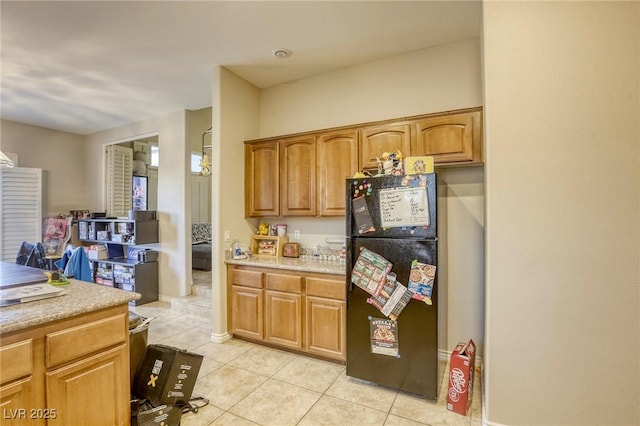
[
  {"xmin": 147, "ymin": 167, "xmax": 158, "ymax": 211},
  {"xmin": 106, "ymin": 145, "xmax": 133, "ymax": 217},
  {"xmin": 0, "ymin": 167, "xmax": 43, "ymax": 261},
  {"xmin": 191, "ymin": 174, "xmax": 209, "ymax": 223}
]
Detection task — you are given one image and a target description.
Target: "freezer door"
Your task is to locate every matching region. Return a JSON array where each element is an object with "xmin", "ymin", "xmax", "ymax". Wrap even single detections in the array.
[
  {"xmin": 346, "ymin": 237, "xmax": 439, "ymax": 400},
  {"xmin": 345, "ymin": 174, "xmax": 437, "ymax": 240}
]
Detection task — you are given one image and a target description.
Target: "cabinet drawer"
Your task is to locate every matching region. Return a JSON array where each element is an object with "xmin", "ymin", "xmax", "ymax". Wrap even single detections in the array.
[
  {"xmin": 306, "ymin": 277, "xmax": 345, "ymax": 300},
  {"xmin": 266, "ymin": 273, "xmax": 302, "ymax": 293},
  {"xmin": 46, "ymin": 313, "xmax": 127, "ymax": 369},
  {"xmin": 0, "ymin": 339, "xmax": 32, "ymax": 385},
  {"xmin": 232, "ymin": 269, "xmax": 263, "ymax": 288}
]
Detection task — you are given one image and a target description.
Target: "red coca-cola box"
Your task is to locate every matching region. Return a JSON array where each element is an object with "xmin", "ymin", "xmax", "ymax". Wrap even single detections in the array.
[{"xmin": 447, "ymin": 339, "xmax": 476, "ymax": 416}]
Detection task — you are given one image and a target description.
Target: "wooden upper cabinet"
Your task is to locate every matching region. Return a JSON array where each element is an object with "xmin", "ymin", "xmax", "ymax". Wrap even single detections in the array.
[
  {"xmin": 412, "ymin": 109, "xmax": 483, "ymax": 164},
  {"xmin": 245, "ymin": 141, "xmax": 279, "ymax": 217},
  {"xmin": 316, "ymin": 131, "xmax": 358, "ymax": 216},
  {"xmin": 280, "ymin": 136, "xmax": 316, "ymax": 216},
  {"xmin": 359, "ymin": 123, "xmax": 411, "ymax": 171},
  {"xmin": 244, "ymin": 108, "xmax": 483, "ymax": 217}
]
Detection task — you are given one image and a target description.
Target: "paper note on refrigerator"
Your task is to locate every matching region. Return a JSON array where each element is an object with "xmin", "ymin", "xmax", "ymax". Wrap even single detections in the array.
[
  {"xmin": 379, "ymin": 187, "xmax": 429, "ymax": 228},
  {"xmin": 351, "ymin": 248, "xmax": 393, "ymax": 296}
]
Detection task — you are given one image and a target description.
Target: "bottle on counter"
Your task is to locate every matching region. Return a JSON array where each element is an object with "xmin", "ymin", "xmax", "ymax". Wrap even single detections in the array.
[{"xmin": 232, "ymin": 238, "xmax": 246, "ymax": 259}]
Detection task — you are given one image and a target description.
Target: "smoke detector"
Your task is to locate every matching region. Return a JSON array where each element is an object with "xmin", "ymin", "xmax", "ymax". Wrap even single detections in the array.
[{"xmin": 272, "ymin": 48, "xmax": 291, "ymax": 59}]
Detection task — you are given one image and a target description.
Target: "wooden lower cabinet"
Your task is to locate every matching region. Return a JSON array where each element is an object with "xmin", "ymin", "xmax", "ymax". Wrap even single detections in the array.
[
  {"xmin": 305, "ymin": 296, "xmax": 346, "ymax": 360},
  {"xmin": 0, "ymin": 378, "xmax": 34, "ymax": 426},
  {"xmin": 265, "ymin": 290, "xmax": 302, "ymax": 349},
  {"xmin": 0, "ymin": 304, "xmax": 130, "ymax": 426},
  {"xmin": 227, "ymin": 265, "xmax": 346, "ymax": 362},
  {"xmin": 46, "ymin": 345, "xmax": 129, "ymax": 425},
  {"xmin": 230, "ymin": 285, "xmax": 264, "ymax": 340}
]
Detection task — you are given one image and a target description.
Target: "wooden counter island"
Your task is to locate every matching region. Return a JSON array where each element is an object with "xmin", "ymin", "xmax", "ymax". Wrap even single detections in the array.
[{"xmin": 0, "ymin": 262, "xmax": 139, "ymax": 425}]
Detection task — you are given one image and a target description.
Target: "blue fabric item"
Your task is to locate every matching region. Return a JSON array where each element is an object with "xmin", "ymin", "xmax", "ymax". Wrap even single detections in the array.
[
  {"xmin": 62, "ymin": 247, "xmax": 93, "ymax": 282},
  {"xmin": 54, "ymin": 249, "xmax": 73, "ymax": 271}
]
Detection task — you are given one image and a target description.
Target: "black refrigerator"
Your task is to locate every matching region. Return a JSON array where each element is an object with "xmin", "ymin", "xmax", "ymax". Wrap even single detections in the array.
[{"xmin": 345, "ymin": 173, "xmax": 441, "ymax": 400}]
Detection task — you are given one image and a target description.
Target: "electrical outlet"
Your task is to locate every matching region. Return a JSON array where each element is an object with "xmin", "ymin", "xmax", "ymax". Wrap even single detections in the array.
[
  {"xmin": 224, "ymin": 230, "xmax": 230, "ymax": 242},
  {"xmin": 294, "ymin": 230, "xmax": 300, "ymax": 240}
]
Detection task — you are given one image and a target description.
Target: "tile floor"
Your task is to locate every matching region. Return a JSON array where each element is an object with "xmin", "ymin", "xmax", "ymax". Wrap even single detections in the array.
[{"xmin": 131, "ymin": 301, "xmax": 482, "ymax": 426}]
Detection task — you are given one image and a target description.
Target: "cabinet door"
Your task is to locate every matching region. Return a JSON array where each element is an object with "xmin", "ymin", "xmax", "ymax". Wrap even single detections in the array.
[
  {"xmin": 316, "ymin": 131, "xmax": 358, "ymax": 216},
  {"xmin": 265, "ymin": 290, "xmax": 302, "ymax": 349},
  {"xmin": 231, "ymin": 285, "xmax": 264, "ymax": 340},
  {"xmin": 0, "ymin": 378, "xmax": 34, "ymax": 426},
  {"xmin": 412, "ymin": 110, "xmax": 482, "ymax": 164},
  {"xmin": 280, "ymin": 136, "xmax": 316, "ymax": 216},
  {"xmin": 305, "ymin": 296, "xmax": 346, "ymax": 361},
  {"xmin": 359, "ymin": 123, "xmax": 411, "ymax": 171},
  {"xmin": 245, "ymin": 141, "xmax": 279, "ymax": 217},
  {"xmin": 45, "ymin": 344, "xmax": 129, "ymax": 426}
]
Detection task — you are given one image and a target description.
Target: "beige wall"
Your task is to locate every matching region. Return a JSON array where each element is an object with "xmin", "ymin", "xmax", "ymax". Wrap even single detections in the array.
[
  {"xmin": 212, "ymin": 66, "xmax": 261, "ymax": 340},
  {"xmin": 483, "ymin": 2, "xmax": 639, "ymax": 425},
  {"xmin": 259, "ymin": 38, "xmax": 482, "ymax": 137},
  {"xmin": 0, "ymin": 119, "xmax": 91, "ymax": 215},
  {"xmin": 85, "ymin": 110, "xmax": 191, "ymax": 299}
]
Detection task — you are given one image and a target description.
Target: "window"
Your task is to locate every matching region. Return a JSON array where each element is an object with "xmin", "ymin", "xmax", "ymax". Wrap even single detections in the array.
[
  {"xmin": 0, "ymin": 167, "xmax": 43, "ymax": 261},
  {"xmin": 191, "ymin": 152, "xmax": 203, "ymax": 174},
  {"xmin": 150, "ymin": 145, "xmax": 159, "ymax": 167}
]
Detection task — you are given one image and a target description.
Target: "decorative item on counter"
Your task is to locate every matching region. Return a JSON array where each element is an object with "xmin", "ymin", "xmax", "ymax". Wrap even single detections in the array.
[
  {"xmin": 407, "ymin": 260, "xmax": 437, "ymax": 305},
  {"xmin": 405, "ymin": 156, "xmax": 434, "ymax": 175},
  {"xmin": 258, "ymin": 223, "xmax": 270, "ymax": 235},
  {"xmin": 249, "ymin": 235, "xmax": 288, "ymax": 257},
  {"xmin": 44, "ymin": 270, "xmax": 70, "ymax": 286},
  {"xmin": 276, "ymin": 224, "xmax": 287, "ymax": 236}
]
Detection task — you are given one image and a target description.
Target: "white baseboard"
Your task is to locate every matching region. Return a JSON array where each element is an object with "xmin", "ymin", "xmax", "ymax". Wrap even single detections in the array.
[
  {"xmin": 158, "ymin": 294, "xmax": 175, "ymax": 303},
  {"xmin": 211, "ymin": 332, "xmax": 231, "ymax": 343}
]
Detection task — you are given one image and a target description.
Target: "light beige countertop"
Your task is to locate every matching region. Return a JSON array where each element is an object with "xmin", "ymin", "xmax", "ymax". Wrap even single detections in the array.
[
  {"xmin": 226, "ymin": 256, "xmax": 346, "ymax": 275},
  {"xmin": 0, "ymin": 279, "xmax": 140, "ymax": 334}
]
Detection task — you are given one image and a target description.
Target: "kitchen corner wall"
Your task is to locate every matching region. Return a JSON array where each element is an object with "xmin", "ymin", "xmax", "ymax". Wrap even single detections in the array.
[{"xmin": 255, "ymin": 38, "xmax": 485, "ymax": 354}]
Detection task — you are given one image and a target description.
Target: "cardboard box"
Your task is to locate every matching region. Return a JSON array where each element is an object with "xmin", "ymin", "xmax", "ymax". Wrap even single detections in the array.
[
  {"xmin": 86, "ymin": 245, "xmax": 108, "ymax": 260},
  {"xmin": 132, "ymin": 402, "xmax": 182, "ymax": 426},
  {"xmin": 132, "ymin": 344, "xmax": 203, "ymax": 406},
  {"xmin": 447, "ymin": 339, "xmax": 476, "ymax": 416}
]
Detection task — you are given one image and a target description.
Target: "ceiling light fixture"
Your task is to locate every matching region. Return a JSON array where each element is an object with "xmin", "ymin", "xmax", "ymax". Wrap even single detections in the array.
[
  {"xmin": 200, "ymin": 127, "xmax": 212, "ymax": 176},
  {"xmin": 272, "ymin": 48, "xmax": 291, "ymax": 59}
]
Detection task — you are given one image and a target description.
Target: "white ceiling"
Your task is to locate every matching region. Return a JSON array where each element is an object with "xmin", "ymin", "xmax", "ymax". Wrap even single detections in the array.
[{"xmin": 0, "ymin": 1, "xmax": 482, "ymax": 135}]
